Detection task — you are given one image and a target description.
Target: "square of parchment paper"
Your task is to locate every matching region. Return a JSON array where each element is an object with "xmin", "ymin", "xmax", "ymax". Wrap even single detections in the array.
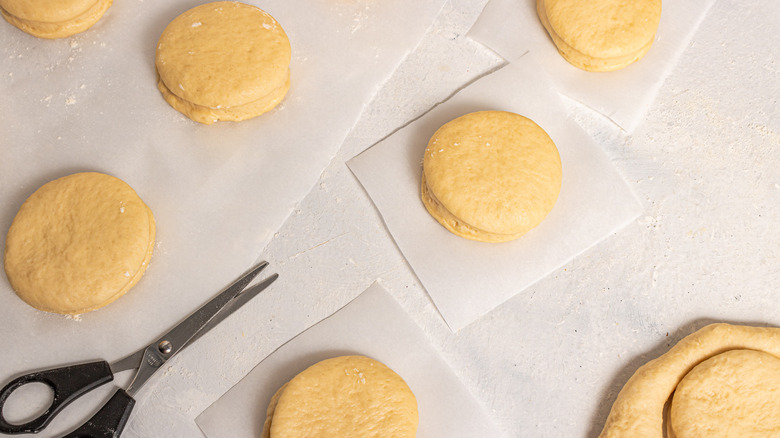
[
  {"xmin": 348, "ymin": 55, "xmax": 643, "ymax": 331},
  {"xmin": 468, "ymin": 0, "xmax": 716, "ymax": 132},
  {"xmin": 196, "ymin": 282, "xmax": 504, "ymax": 438}
]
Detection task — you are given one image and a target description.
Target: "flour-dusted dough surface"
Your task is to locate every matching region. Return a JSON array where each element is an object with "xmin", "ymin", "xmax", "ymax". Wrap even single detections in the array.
[
  {"xmin": 537, "ymin": 0, "xmax": 662, "ymax": 71},
  {"xmin": 155, "ymin": 1, "xmax": 291, "ymax": 125},
  {"xmin": 265, "ymin": 355, "xmax": 418, "ymax": 438},
  {"xmin": 421, "ymin": 110, "xmax": 561, "ymax": 243},
  {"xmin": 599, "ymin": 323, "xmax": 780, "ymax": 438},
  {"xmin": 0, "ymin": 0, "xmax": 112, "ymax": 39},
  {"xmin": 670, "ymin": 349, "xmax": 780, "ymax": 438},
  {"xmin": 4, "ymin": 172, "xmax": 155, "ymax": 315}
]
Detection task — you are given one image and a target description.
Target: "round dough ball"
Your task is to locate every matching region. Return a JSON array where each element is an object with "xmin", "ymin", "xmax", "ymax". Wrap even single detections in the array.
[
  {"xmin": 265, "ymin": 355, "xmax": 418, "ymax": 438},
  {"xmin": 0, "ymin": 0, "xmax": 112, "ymax": 39},
  {"xmin": 670, "ymin": 349, "xmax": 780, "ymax": 438},
  {"xmin": 4, "ymin": 172, "xmax": 155, "ymax": 314},
  {"xmin": 421, "ymin": 110, "xmax": 562, "ymax": 243},
  {"xmin": 155, "ymin": 1, "xmax": 291, "ymax": 124},
  {"xmin": 537, "ymin": 0, "xmax": 662, "ymax": 72}
]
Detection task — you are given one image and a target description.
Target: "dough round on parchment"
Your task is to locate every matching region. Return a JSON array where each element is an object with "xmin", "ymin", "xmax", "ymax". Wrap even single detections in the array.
[
  {"xmin": 598, "ymin": 323, "xmax": 780, "ymax": 438},
  {"xmin": 260, "ymin": 382, "xmax": 287, "ymax": 438},
  {"xmin": 155, "ymin": 1, "xmax": 291, "ymax": 125},
  {"xmin": 263, "ymin": 355, "xmax": 419, "ymax": 438},
  {"xmin": 3, "ymin": 172, "xmax": 155, "ymax": 315},
  {"xmin": 0, "ymin": 0, "xmax": 112, "ymax": 39},
  {"xmin": 670, "ymin": 349, "xmax": 780, "ymax": 438},
  {"xmin": 421, "ymin": 110, "xmax": 562, "ymax": 243},
  {"xmin": 537, "ymin": 0, "xmax": 662, "ymax": 72}
]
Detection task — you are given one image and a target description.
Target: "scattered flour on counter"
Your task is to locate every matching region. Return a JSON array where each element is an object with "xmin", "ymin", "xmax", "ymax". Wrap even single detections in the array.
[{"xmin": 749, "ymin": 123, "xmax": 780, "ymax": 144}]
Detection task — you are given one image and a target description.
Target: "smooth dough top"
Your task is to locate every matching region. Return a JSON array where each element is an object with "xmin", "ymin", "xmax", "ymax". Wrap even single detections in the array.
[
  {"xmin": 4, "ymin": 172, "xmax": 155, "ymax": 314},
  {"xmin": 156, "ymin": 1, "xmax": 291, "ymax": 108},
  {"xmin": 269, "ymin": 355, "xmax": 419, "ymax": 438},
  {"xmin": 599, "ymin": 323, "xmax": 780, "ymax": 438},
  {"xmin": 0, "ymin": 0, "xmax": 98, "ymax": 22},
  {"xmin": 541, "ymin": 0, "xmax": 661, "ymax": 59},
  {"xmin": 423, "ymin": 110, "xmax": 562, "ymax": 240},
  {"xmin": 670, "ymin": 349, "xmax": 780, "ymax": 438}
]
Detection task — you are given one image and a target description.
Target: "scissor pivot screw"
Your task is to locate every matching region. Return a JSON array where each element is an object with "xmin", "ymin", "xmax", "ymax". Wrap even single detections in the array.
[{"xmin": 158, "ymin": 341, "xmax": 172, "ymax": 354}]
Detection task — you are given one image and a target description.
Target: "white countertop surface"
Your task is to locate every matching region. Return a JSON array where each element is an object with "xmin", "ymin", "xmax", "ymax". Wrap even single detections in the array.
[{"xmin": 3, "ymin": 0, "xmax": 780, "ymax": 437}]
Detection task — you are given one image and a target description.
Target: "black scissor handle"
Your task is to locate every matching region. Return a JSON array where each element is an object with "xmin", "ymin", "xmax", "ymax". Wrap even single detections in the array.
[
  {"xmin": 60, "ymin": 388, "xmax": 135, "ymax": 438},
  {"xmin": 0, "ymin": 360, "xmax": 113, "ymax": 434}
]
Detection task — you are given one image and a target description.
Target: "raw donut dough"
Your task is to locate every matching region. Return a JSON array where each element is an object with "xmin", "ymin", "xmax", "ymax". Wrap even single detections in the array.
[
  {"xmin": 263, "ymin": 355, "xmax": 418, "ymax": 438},
  {"xmin": 421, "ymin": 110, "xmax": 562, "ymax": 243},
  {"xmin": 155, "ymin": 1, "xmax": 291, "ymax": 125},
  {"xmin": 4, "ymin": 172, "xmax": 155, "ymax": 315},
  {"xmin": 599, "ymin": 323, "xmax": 780, "ymax": 438},
  {"xmin": 537, "ymin": 0, "xmax": 662, "ymax": 72},
  {"xmin": 260, "ymin": 383, "xmax": 287, "ymax": 438},
  {"xmin": 0, "ymin": 0, "xmax": 112, "ymax": 39},
  {"xmin": 670, "ymin": 349, "xmax": 780, "ymax": 438}
]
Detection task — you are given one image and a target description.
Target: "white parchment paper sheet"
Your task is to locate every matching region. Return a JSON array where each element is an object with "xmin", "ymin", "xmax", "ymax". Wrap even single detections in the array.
[
  {"xmin": 468, "ymin": 0, "xmax": 716, "ymax": 132},
  {"xmin": 348, "ymin": 55, "xmax": 643, "ymax": 331},
  {"xmin": 0, "ymin": 0, "xmax": 446, "ymax": 433},
  {"xmin": 196, "ymin": 282, "xmax": 504, "ymax": 438}
]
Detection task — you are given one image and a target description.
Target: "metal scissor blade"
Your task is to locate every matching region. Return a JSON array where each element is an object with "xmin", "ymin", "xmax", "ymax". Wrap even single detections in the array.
[
  {"xmin": 110, "ymin": 350, "xmax": 145, "ymax": 374},
  {"xmin": 187, "ymin": 273, "xmax": 279, "ymax": 347},
  {"xmin": 125, "ymin": 261, "xmax": 274, "ymax": 395}
]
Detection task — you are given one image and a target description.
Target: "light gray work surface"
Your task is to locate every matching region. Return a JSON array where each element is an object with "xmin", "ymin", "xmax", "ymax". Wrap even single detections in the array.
[{"xmin": 6, "ymin": 0, "xmax": 780, "ymax": 437}]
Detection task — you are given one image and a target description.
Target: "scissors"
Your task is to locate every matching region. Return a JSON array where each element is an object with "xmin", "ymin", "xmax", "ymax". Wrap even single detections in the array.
[{"xmin": 0, "ymin": 261, "xmax": 278, "ymax": 437}]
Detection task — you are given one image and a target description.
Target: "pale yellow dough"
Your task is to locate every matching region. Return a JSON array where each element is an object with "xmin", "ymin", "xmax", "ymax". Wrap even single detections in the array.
[
  {"xmin": 670, "ymin": 349, "xmax": 780, "ymax": 438},
  {"xmin": 260, "ymin": 383, "xmax": 287, "ymax": 438},
  {"xmin": 263, "ymin": 355, "xmax": 419, "ymax": 438},
  {"xmin": 4, "ymin": 172, "xmax": 155, "ymax": 315},
  {"xmin": 421, "ymin": 110, "xmax": 562, "ymax": 243},
  {"xmin": 0, "ymin": 0, "xmax": 112, "ymax": 39},
  {"xmin": 599, "ymin": 323, "xmax": 780, "ymax": 438},
  {"xmin": 155, "ymin": 1, "xmax": 291, "ymax": 124},
  {"xmin": 537, "ymin": 0, "xmax": 662, "ymax": 72}
]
